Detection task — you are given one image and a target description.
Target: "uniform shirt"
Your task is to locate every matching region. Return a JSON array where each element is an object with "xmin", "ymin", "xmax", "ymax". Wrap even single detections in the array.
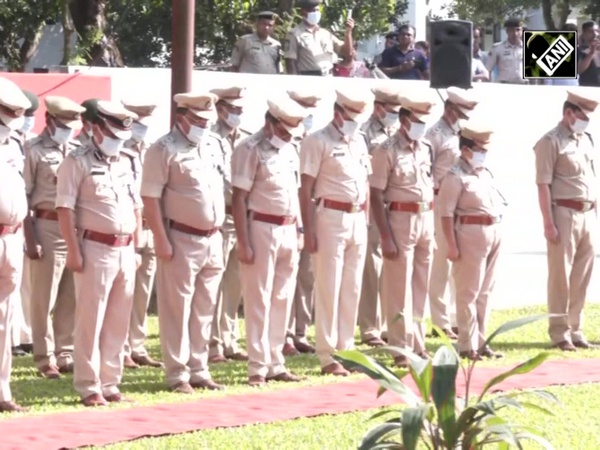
[
  {"xmin": 123, "ymin": 139, "xmax": 147, "ymax": 194},
  {"xmin": 378, "ymin": 47, "xmax": 428, "ymax": 80},
  {"xmin": 361, "ymin": 116, "xmax": 399, "ymax": 153},
  {"xmin": 141, "ymin": 126, "xmax": 226, "ymax": 230},
  {"xmin": 533, "ymin": 123, "xmax": 597, "ymax": 202},
  {"xmin": 284, "ymin": 22, "xmax": 344, "ymax": 73},
  {"xmin": 425, "ymin": 118, "xmax": 459, "ymax": 190},
  {"xmin": 24, "ymin": 132, "xmax": 81, "ymax": 210},
  {"xmin": 370, "ymin": 132, "xmax": 434, "ymax": 204},
  {"xmin": 232, "ymin": 130, "xmax": 300, "ymax": 217},
  {"xmin": 300, "ymin": 123, "xmax": 371, "ymax": 204},
  {"xmin": 76, "ymin": 131, "xmax": 92, "ymax": 147},
  {"xmin": 231, "ymin": 33, "xmax": 282, "ymax": 74},
  {"xmin": 437, "ymin": 158, "xmax": 506, "ymax": 219},
  {"xmin": 486, "ymin": 40, "xmax": 524, "ymax": 83},
  {"xmin": 0, "ymin": 137, "xmax": 27, "ymax": 226},
  {"xmin": 55, "ymin": 144, "xmax": 142, "ymax": 235}
]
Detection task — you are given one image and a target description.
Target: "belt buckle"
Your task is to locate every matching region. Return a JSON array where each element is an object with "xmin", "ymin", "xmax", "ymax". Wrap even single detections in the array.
[
  {"xmin": 582, "ymin": 202, "xmax": 594, "ymax": 212},
  {"xmin": 417, "ymin": 202, "xmax": 428, "ymax": 213},
  {"xmin": 115, "ymin": 234, "xmax": 129, "ymax": 246},
  {"xmin": 349, "ymin": 203, "xmax": 361, "ymax": 213}
]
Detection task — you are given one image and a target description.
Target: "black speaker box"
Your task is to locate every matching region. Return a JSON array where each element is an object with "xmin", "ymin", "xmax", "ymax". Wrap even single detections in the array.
[{"xmin": 429, "ymin": 20, "xmax": 473, "ymax": 89}]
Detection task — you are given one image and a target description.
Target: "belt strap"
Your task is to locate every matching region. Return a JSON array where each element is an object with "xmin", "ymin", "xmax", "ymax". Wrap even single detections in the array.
[
  {"xmin": 389, "ymin": 201, "xmax": 433, "ymax": 214},
  {"xmin": 251, "ymin": 211, "xmax": 296, "ymax": 226},
  {"xmin": 459, "ymin": 215, "xmax": 500, "ymax": 226},
  {"xmin": 0, "ymin": 223, "xmax": 21, "ymax": 237},
  {"xmin": 83, "ymin": 230, "xmax": 133, "ymax": 247},
  {"xmin": 322, "ymin": 198, "xmax": 366, "ymax": 213},
  {"xmin": 169, "ymin": 220, "xmax": 219, "ymax": 237},
  {"xmin": 35, "ymin": 209, "xmax": 59, "ymax": 221},
  {"xmin": 555, "ymin": 199, "xmax": 596, "ymax": 212}
]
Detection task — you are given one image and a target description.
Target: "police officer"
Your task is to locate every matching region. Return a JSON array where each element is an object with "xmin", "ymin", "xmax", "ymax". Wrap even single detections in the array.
[
  {"xmin": 24, "ymin": 96, "xmax": 84, "ymax": 378},
  {"xmin": 370, "ymin": 93, "xmax": 435, "ymax": 367},
  {"xmin": 76, "ymin": 99, "xmax": 100, "ymax": 146},
  {"xmin": 142, "ymin": 92, "xmax": 226, "ymax": 393},
  {"xmin": 0, "ymin": 77, "xmax": 31, "ymax": 413},
  {"xmin": 300, "ymin": 88, "xmax": 373, "ymax": 376},
  {"xmin": 437, "ymin": 121, "xmax": 506, "ymax": 360},
  {"xmin": 121, "ymin": 100, "xmax": 163, "ymax": 369},
  {"xmin": 284, "ymin": 88, "xmax": 322, "ymax": 356},
  {"xmin": 427, "ymin": 87, "xmax": 479, "ymax": 340},
  {"xmin": 358, "ymin": 86, "xmax": 402, "ymax": 348},
  {"xmin": 56, "ymin": 101, "xmax": 142, "ymax": 406},
  {"xmin": 231, "ymin": 11, "xmax": 282, "ymax": 74},
  {"xmin": 208, "ymin": 86, "xmax": 251, "ymax": 364},
  {"xmin": 486, "ymin": 18, "xmax": 526, "ymax": 84},
  {"xmin": 284, "ymin": 0, "xmax": 354, "ymax": 76},
  {"xmin": 232, "ymin": 98, "xmax": 307, "ymax": 386},
  {"xmin": 533, "ymin": 90, "xmax": 599, "ymax": 351}
]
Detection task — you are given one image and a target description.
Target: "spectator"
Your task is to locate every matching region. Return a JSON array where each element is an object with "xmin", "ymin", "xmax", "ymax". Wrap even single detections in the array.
[
  {"xmin": 486, "ymin": 18, "xmax": 526, "ymax": 84},
  {"xmin": 333, "ymin": 43, "xmax": 371, "ymax": 78},
  {"xmin": 473, "ymin": 26, "xmax": 488, "ymax": 66},
  {"xmin": 415, "ymin": 40, "xmax": 430, "ymax": 64},
  {"xmin": 378, "ymin": 24, "xmax": 429, "ymax": 80},
  {"xmin": 577, "ymin": 21, "xmax": 600, "ymax": 86},
  {"xmin": 472, "ymin": 34, "xmax": 489, "ymax": 82},
  {"xmin": 374, "ymin": 32, "xmax": 397, "ymax": 66}
]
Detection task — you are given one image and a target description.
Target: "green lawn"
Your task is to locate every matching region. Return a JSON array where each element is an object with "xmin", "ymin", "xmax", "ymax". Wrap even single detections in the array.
[{"xmin": 4, "ymin": 304, "xmax": 600, "ymax": 449}]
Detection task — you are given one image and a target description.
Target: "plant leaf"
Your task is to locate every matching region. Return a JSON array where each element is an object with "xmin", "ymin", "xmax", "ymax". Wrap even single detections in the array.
[
  {"xmin": 371, "ymin": 442, "xmax": 405, "ymax": 449},
  {"xmin": 408, "ymin": 357, "xmax": 433, "ymax": 401},
  {"xmin": 358, "ymin": 422, "xmax": 403, "ymax": 450},
  {"xmin": 479, "ymin": 314, "xmax": 560, "ymax": 350},
  {"xmin": 477, "ymin": 352, "xmax": 550, "ymax": 402},
  {"xmin": 478, "ymin": 424, "xmax": 521, "ymax": 448},
  {"xmin": 401, "ymin": 405, "xmax": 429, "ymax": 450},
  {"xmin": 431, "ymin": 346, "xmax": 459, "ymax": 448},
  {"xmin": 514, "ymin": 432, "xmax": 555, "ymax": 449},
  {"xmin": 369, "ymin": 409, "xmax": 402, "ymax": 422}
]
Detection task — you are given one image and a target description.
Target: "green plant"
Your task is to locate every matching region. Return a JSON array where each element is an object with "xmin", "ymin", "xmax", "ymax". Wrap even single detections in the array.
[{"xmin": 335, "ymin": 315, "xmax": 561, "ymax": 449}]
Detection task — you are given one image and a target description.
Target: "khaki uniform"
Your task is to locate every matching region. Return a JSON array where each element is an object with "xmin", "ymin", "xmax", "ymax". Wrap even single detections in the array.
[
  {"xmin": 486, "ymin": 41, "xmax": 525, "ymax": 84},
  {"xmin": 370, "ymin": 132, "xmax": 434, "ymax": 354},
  {"xmin": 209, "ymin": 122, "xmax": 251, "ymax": 358},
  {"xmin": 122, "ymin": 139, "xmax": 155, "ymax": 359},
  {"xmin": 301, "ymin": 124, "xmax": 371, "ymax": 368},
  {"xmin": 24, "ymin": 133, "xmax": 77, "ymax": 369},
  {"xmin": 76, "ymin": 131, "xmax": 92, "ymax": 147},
  {"xmin": 231, "ymin": 33, "xmax": 282, "ymax": 74},
  {"xmin": 141, "ymin": 127, "xmax": 225, "ymax": 387},
  {"xmin": 232, "ymin": 130, "xmax": 301, "ymax": 377},
  {"xmin": 56, "ymin": 144, "xmax": 140, "ymax": 398},
  {"xmin": 437, "ymin": 159, "xmax": 506, "ymax": 352},
  {"xmin": 358, "ymin": 117, "xmax": 398, "ymax": 342},
  {"xmin": 426, "ymin": 118, "xmax": 459, "ymax": 330},
  {"xmin": 284, "ymin": 23, "xmax": 344, "ymax": 75},
  {"xmin": 534, "ymin": 124, "xmax": 598, "ymax": 344},
  {"xmin": 0, "ymin": 137, "xmax": 28, "ymax": 403}
]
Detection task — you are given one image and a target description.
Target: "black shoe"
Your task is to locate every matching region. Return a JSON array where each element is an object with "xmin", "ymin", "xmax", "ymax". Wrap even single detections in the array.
[
  {"xmin": 12, "ymin": 346, "xmax": 27, "ymax": 357},
  {"xmin": 19, "ymin": 344, "xmax": 33, "ymax": 354}
]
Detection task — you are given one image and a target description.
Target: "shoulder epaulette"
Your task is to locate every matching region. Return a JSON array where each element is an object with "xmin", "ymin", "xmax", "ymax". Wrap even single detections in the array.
[
  {"xmin": 449, "ymin": 164, "xmax": 466, "ymax": 176},
  {"xmin": 69, "ymin": 145, "xmax": 92, "ymax": 158},
  {"xmin": 27, "ymin": 135, "xmax": 44, "ymax": 147},
  {"xmin": 120, "ymin": 147, "xmax": 138, "ymax": 158},
  {"xmin": 68, "ymin": 139, "xmax": 81, "ymax": 147}
]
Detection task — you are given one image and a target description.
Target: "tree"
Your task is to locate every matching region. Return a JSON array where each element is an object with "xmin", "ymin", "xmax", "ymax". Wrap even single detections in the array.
[{"xmin": 448, "ymin": 0, "xmax": 541, "ymax": 26}]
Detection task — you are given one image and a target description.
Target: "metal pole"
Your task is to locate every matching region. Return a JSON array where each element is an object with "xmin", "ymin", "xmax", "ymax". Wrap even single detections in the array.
[{"xmin": 171, "ymin": 0, "xmax": 195, "ymax": 126}]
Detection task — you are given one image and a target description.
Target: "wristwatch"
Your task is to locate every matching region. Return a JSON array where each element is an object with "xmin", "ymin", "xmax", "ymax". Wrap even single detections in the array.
[
  {"xmin": 297, "ymin": 227, "xmax": 304, "ymax": 234},
  {"xmin": 135, "ymin": 247, "xmax": 144, "ymax": 255}
]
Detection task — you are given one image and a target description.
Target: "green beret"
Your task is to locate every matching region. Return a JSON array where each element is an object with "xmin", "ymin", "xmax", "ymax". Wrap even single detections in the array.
[
  {"xmin": 21, "ymin": 90, "xmax": 39, "ymax": 116},
  {"xmin": 257, "ymin": 10, "xmax": 277, "ymax": 20},
  {"xmin": 81, "ymin": 98, "xmax": 100, "ymax": 121}
]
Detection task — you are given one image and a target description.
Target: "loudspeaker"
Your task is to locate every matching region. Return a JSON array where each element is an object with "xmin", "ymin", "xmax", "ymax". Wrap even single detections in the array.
[{"xmin": 429, "ymin": 20, "xmax": 473, "ymax": 89}]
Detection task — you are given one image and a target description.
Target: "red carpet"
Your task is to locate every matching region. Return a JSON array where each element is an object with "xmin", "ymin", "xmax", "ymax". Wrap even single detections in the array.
[{"xmin": 1, "ymin": 358, "xmax": 599, "ymax": 450}]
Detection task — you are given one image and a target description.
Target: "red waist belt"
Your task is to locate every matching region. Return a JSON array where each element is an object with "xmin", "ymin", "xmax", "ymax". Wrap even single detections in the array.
[
  {"xmin": 389, "ymin": 201, "xmax": 433, "ymax": 213},
  {"xmin": 83, "ymin": 230, "xmax": 133, "ymax": 247},
  {"xmin": 252, "ymin": 211, "xmax": 296, "ymax": 226},
  {"xmin": 321, "ymin": 198, "xmax": 366, "ymax": 213},
  {"xmin": 459, "ymin": 215, "xmax": 500, "ymax": 226},
  {"xmin": 169, "ymin": 220, "xmax": 220, "ymax": 237}
]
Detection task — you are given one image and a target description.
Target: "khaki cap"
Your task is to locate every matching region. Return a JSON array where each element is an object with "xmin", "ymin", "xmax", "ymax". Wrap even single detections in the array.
[
  {"xmin": 371, "ymin": 86, "xmax": 403, "ymax": 112},
  {"xmin": 399, "ymin": 94, "xmax": 435, "ymax": 120},
  {"xmin": 0, "ymin": 77, "xmax": 32, "ymax": 129},
  {"xmin": 287, "ymin": 89, "xmax": 323, "ymax": 108},
  {"xmin": 97, "ymin": 100, "xmax": 138, "ymax": 140},
  {"xmin": 267, "ymin": 98, "xmax": 308, "ymax": 138},
  {"xmin": 460, "ymin": 121, "xmax": 494, "ymax": 149},
  {"xmin": 566, "ymin": 90, "xmax": 600, "ymax": 115},
  {"xmin": 335, "ymin": 88, "xmax": 374, "ymax": 122},
  {"xmin": 45, "ymin": 96, "xmax": 86, "ymax": 129},
  {"xmin": 174, "ymin": 92, "xmax": 218, "ymax": 122},
  {"xmin": 210, "ymin": 86, "xmax": 247, "ymax": 107},
  {"xmin": 446, "ymin": 87, "xmax": 478, "ymax": 116}
]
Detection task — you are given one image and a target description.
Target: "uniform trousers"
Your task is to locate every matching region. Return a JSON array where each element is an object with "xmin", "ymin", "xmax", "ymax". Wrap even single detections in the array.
[
  {"xmin": 382, "ymin": 210, "xmax": 433, "ymax": 355},
  {"xmin": 30, "ymin": 218, "xmax": 75, "ymax": 369},
  {"xmin": 240, "ymin": 219, "xmax": 298, "ymax": 378},
  {"xmin": 10, "ymin": 229, "xmax": 31, "ymax": 347},
  {"xmin": 286, "ymin": 247, "xmax": 313, "ymax": 345},
  {"xmin": 125, "ymin": 228, "xmax": 156, "ymax": 358},
  {"xmin": 209, "ymin": 221, "xmax": 242, "ymax": 357},
  {"xmin": 312, "ymin": 206, "xmax": 367, "ymax": 368},
  {"xmin": 0, "ymin": 232, "xmax": 23, "ymax": 402},
  {"xmin": 428, "ymin": 201, "xmax": 457, "ymax": 329},
  {"xmin": 157, "ymin": 228, "xmax": 223, "ymax": 387},
  {"xmin": 452, "ymin": 222, "xmax": 501, "ymax": 352},
  {"xmin": 73, "ymin": 239, "xmax": 135, "ymax": 399},
  {"xmin": 547, "ymin": 206, "xmax": 596, "ymax": 344}
]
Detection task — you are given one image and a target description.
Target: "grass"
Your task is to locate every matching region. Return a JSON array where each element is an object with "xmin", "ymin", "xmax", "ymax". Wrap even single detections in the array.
[{"xmin": 4, "ymin": 305, "xmax": 600, "ymax": 448}]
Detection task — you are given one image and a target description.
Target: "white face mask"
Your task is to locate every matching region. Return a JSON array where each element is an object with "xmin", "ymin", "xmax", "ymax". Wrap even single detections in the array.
[
  {"xmin": 341, "ymin": 120, "xmax": 360, "ymax": 136},
  {"xmin": 186, "ymin": 124, "xmax": 208, "ymax": 144},
  {"xmin": 303, "ymin": 115, "xmax": 314, "ymax": 132},
  {"xmin": 51, "ymin": 127, "xmax": 74, "ymax": 145},
  {"xmin": 0, "ymin": 112, "xmax": 24, "ymax": 132},
  {"xmin": 131, "ymin": 122, "xmax": 149, "ymax": 143},
  {"xmin": 470, "ymin": 150, "xmax": 487, "ymax": 169},
  {"xmin": 306, "ymin": 11, "xmax": 321, "ymax": 26},
  {"xmin": 571, "ymin": 118, "xmax": 589, "ymax": 134},
  {"xmin": 21, "ymin": 116, "xmax": 35, "ymax": 134},
  {"xmin": 0, "ymin": 124, "xmax": 11, "ymax": 142},
  {"xmin": 98, "ymin": 135, "xmax": 124, "ymax": 157},
  {"xmin": 407, "ymin": 121, "xmax": 426, "ymax": 141},
  {"xmin": 269, "ymin": 135, "xmax": 288, "ymax": 149},
  {"xmin": 224, "ymin": 113, "xmax": 242, "ymax": 129},
  {"xmin": 380, "ymin": 111, "xmax": 398, "ymax": 129}
]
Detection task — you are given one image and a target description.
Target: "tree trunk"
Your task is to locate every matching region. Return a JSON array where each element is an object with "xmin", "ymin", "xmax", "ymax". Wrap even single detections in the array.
[
  {"xmin": 61, "ymin": 0, "xmax": 76, "ymax": 65},
  {"xmin": 557, "ymin": 0, "xmax": 572, "ymax": 29},
  {"xmin": 541, "ymin": 0, "xmax": 556, "ymax": 30},
  {"xmin": 278, "ymin": 0, "xmax": 294, "ymax": 17},
  {"xmin": 18, "ymin": 23, "xmax": 45, "ymax": 71}
]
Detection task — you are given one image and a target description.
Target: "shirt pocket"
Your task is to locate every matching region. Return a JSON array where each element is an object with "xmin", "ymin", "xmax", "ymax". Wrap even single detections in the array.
[
  {"xmin": 175, "ymin": 157, "xmax": 203, "ymax": 186},
  {"xmin": 462, "ymin": 177, "xmax": 487, "ymax": 210},
  {"xmin": 556, "ymin": 148, "xmax": 584, "ymax": 178},
  {"xmin": 393, "ymin": 156, "xmax": 417, "ymax": 186},
  {"xmin": 41, "ymin": 157, "xmax": 61, "ymax": 185},
  {"xmin": 90, "ymin": 172, "xmax": 116, "ymax": 200},
  {"xmin": 329, "ymin": 149, "xmax": 354, "ymax": 177}
]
